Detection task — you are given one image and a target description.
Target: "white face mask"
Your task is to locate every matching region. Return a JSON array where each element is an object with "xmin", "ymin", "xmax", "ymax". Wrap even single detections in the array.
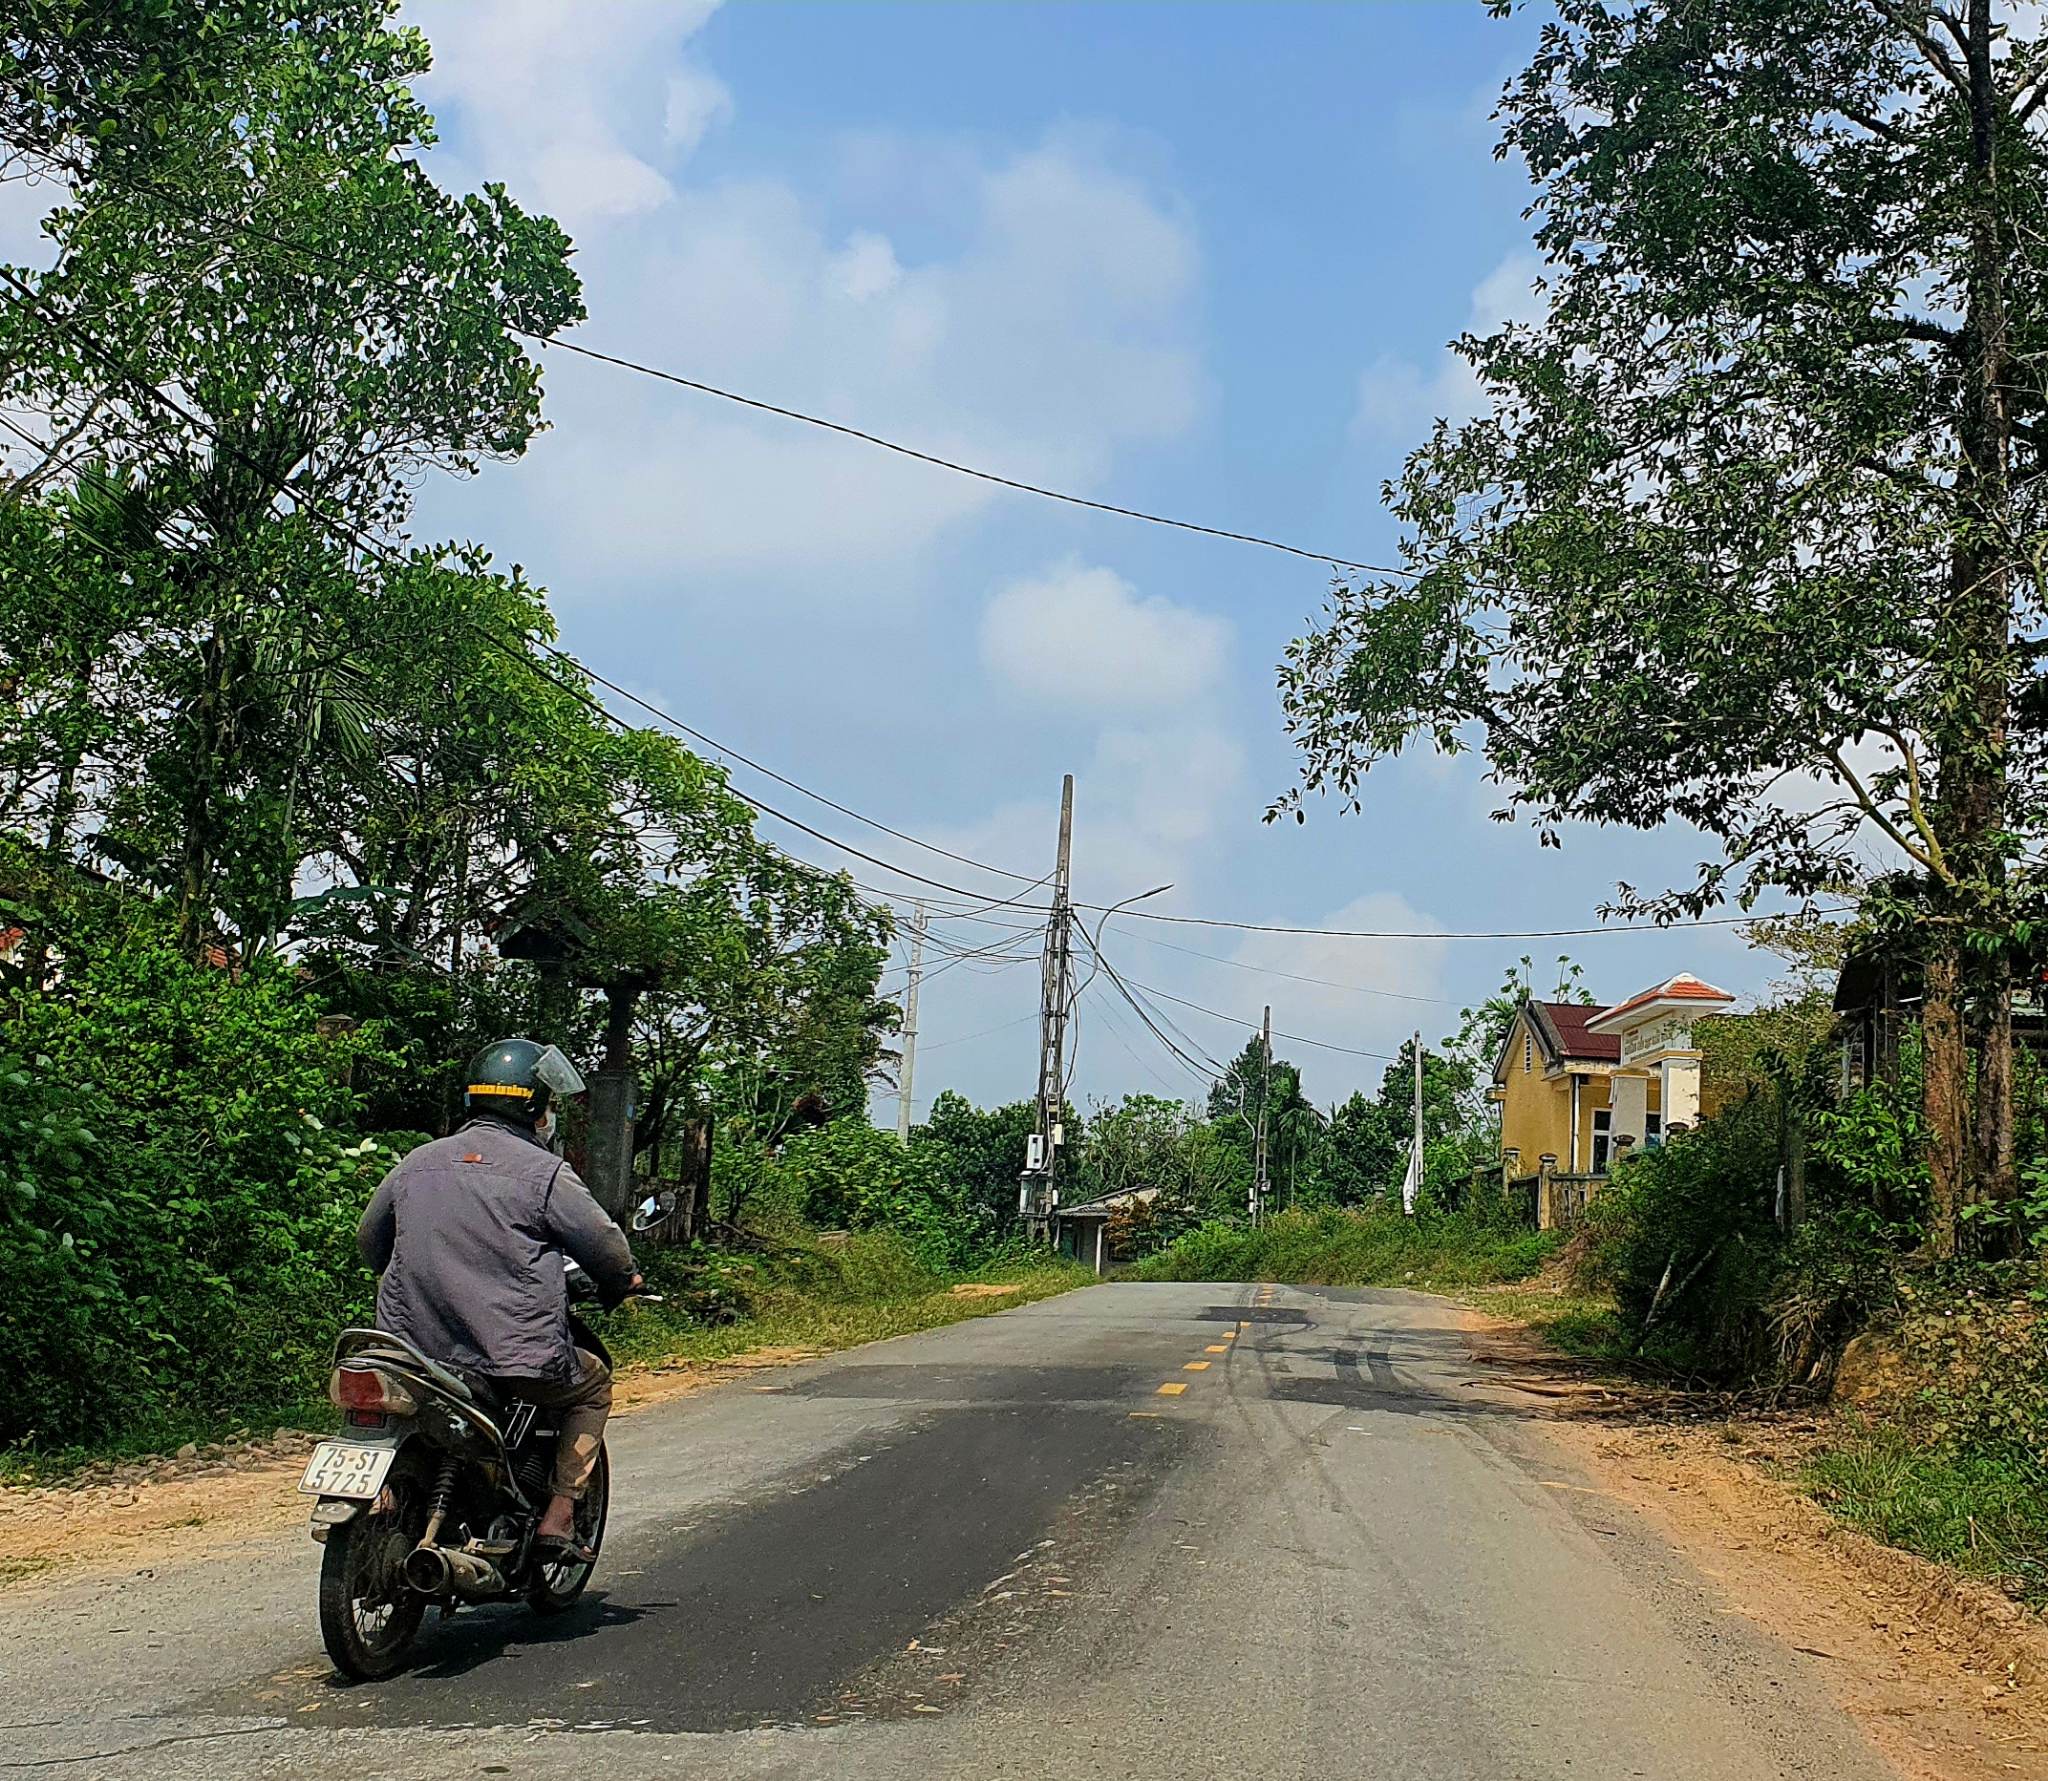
[{"xmin": 534, "ymin": 1109, "xmax": 557, "ymax": 1147}]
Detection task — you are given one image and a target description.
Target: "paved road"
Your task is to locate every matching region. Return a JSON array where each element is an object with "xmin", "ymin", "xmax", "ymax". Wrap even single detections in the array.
[{"xmin": 3, "ymin": 1282, "xmax": 1893, "ymax": 1779}]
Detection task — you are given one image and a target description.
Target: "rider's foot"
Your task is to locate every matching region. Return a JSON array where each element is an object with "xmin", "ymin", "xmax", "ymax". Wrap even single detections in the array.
[{"xmin": 535, "ymin": 1492, "xmax": 577, "ymax": 1542}]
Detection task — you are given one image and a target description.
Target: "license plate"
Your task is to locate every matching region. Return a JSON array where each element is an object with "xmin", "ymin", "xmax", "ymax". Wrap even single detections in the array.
[{"xmin": 299, "ymin": 1440, "xmax": 397, "ymax": 1500}]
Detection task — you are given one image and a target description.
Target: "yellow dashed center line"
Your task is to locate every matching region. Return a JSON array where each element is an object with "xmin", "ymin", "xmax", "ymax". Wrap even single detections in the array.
[
  {"xmin": 1156, "ymin": 1381, "xmax": 1188, "ymax": 1396},
  {"xmin": 1183, "ymin": 1360, "xmax": 1211, "ymax": 1371}
]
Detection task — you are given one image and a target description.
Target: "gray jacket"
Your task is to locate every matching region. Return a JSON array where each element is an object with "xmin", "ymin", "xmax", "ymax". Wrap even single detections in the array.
[{"xmin": 357, "ymin": 1118, "xmax": 639, "ymax": 1383}]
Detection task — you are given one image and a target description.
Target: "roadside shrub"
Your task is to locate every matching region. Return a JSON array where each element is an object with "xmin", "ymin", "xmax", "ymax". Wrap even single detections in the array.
[
  {"xmin": 774, "ymin": 1117, "xmax": 987, "ymax": 1270},
  {"xmin": 1893, "ymin": 1272, "xmax": 2048, "ymax": 1468},
  {"xmin": 1569, "ymin": 1086, "xmax": 1913, "ymax": 1380},
  {"xmin": 1125, "ymin": 1204, "xmax": 1559, "ymax": 1288},
  {"xmin": 1806, "ymin": 1267, "xmax": 2048, "ymax": 1603},
  {"xmin": 0, "ymin": 920, "xmax": 402, "ymax": 1448}
]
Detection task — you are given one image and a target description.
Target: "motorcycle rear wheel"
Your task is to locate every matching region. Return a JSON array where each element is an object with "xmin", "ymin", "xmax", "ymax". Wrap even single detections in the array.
[
  {"xmin": 319, "ymin": 1473, "xmax": 427, "ymax": 1680},
  {"xmin": 527, "ymin": 1442, "xmax": 608, "ymax": 1615}
]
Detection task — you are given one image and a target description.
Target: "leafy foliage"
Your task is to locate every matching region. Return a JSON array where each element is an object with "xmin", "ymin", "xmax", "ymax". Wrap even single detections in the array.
[
  {"xmin": 1126, "ymin": 1205, "xmax": 1559, "ymax": 1291},
  {"xmin": 0, "ymin": 5, "xmax": 904, "ymax": 1452},
  {"xmin": 0, "ymin": 907, "xmax": 408, "ymax": 1445},
  {"xmin": 1278, "ymin": 0, "xmax": 2048, "ymax": 1251}
]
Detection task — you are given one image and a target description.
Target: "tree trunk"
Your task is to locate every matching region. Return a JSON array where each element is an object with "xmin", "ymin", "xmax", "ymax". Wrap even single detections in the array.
[
  {"xmin": 1971, "ymin": 963, "xmax": 2017, "ymax": 1245},
  {"xmin": 1923, "ymin": 936, "xmax": 1968, "ymax": 1260},
  {"xmin": 602, "ymin": 982, "xmax": 639, "ymax": 1074},
  {"xmin": 1925, "ymin": 0, "xmax": 2018, "ymax": 1248}
]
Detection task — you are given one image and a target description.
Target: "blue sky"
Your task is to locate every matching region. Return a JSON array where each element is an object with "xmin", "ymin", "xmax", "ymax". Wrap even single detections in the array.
[
  {"xmin": 385, "ymin": 0, "xmax": 1795, "ymax": 1115},
  {"xmin": 59, "ymin": 2, "xmax": 1799, "ymax": 1111}
]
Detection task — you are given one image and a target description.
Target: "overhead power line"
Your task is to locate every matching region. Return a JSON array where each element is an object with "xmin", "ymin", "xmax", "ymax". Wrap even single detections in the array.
[
  {"xmin": 1082, "ymin": 901, "xmax": 1843, "ymax": 940},
  {"xmin": 1120, "ymin": 924, "xmax": 1457, "ymax": 1004},
  {"xmin": 540, "ymin": 335, "xmax": 1392, "ymax": 575},
  {"xmin": 0, "ymin": 264, "xmax": 1851, "ymax": 953},
  {"xmin": 916, "ymin": 1010, "xmax": 1041, "ymax": 1054},
  {"xmin": 1087, "ymin": 939, "xmax": 1402, "ymax": 1062},
  {"xmin": 27, "ymin": 153, "xmax": 1409, "ymax": 579},
  {"xmin": 0, "ymin": 265, "xmax": 1036, "ymax": 932}
]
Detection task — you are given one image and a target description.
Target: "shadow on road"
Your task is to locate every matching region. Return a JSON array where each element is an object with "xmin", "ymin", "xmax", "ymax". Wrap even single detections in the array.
[{"xmin": 324, "ymin": 1591, "xmax": 655, "ymax": 1686}]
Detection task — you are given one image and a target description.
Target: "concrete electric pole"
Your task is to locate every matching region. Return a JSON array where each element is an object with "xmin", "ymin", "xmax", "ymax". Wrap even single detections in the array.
[
  {"xmin": 1252, "ymin": 1004, "xmax": 1272, "ymax": 1226},
  {"xmin": 1408, "ymin": 1028, "xmax": 1424, "ymax": 1216},
  {"xmin": 895, "ymin": 900, "xmax": 927, "ymax": 1143},
  {"xmin": 1025, "ymin": 775, "xmax": 1075, "ymax": 1241}
]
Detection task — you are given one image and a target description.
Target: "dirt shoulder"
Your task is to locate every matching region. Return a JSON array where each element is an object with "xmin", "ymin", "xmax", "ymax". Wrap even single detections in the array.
[{"xmin": 1467, "ymin": 1309, "xmax": 2048, "ymax": 1781}]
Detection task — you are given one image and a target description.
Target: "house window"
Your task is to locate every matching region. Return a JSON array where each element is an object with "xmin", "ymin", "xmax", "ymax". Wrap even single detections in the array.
[
  {"xmin": 1523, "ymin": 1033, "xmax": 1533, "ymax": 1073},
  {"xmin": 1593, "ymin": 1107, "xmax": 1662, "ymax": 1174}
]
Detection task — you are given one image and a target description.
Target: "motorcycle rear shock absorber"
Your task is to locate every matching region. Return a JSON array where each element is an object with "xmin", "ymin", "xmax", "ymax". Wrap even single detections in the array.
[{"xmin": 416, "ymin": 1454, "xmax": 460, "ymax": 1550}]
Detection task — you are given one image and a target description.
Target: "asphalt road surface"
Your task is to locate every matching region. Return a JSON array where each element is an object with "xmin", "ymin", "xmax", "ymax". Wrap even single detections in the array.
[{"xmin": 2, "ymin": 1282, "xmax": 1895, "ymax": 1779}]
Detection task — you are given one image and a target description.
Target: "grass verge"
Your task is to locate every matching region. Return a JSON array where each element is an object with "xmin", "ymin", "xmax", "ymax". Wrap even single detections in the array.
[
  {"xmin": 1801, "ymin": 1424, "xmax": 2048, "ymax": 1609},
  {"xmin": 1462, "ymin": 1278, "xmax": 1633, "ymax": 1358},
  {"xmin": 596, "ymin": 1232, "xmax": 1094, "ymax": 1372},
  {"xmin": 1123, "ymin": 1206, "xmax": 1563, "ymax": 1293}
]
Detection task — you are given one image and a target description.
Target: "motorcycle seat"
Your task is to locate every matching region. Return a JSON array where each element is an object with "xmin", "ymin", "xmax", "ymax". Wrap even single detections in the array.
[{"xmin": 334, "ymin": 1327, "xmax": 478, "ymax": 1405}]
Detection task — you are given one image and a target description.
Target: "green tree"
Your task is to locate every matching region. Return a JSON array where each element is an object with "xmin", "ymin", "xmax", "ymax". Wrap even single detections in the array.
[
  {"xmin": 1206, "ymin": 1037, "xmax": 1324, "ymax": 1212},
  {"xmin": 1277, "ymin": 1, "xmax": 2048, "ymax": 1255},
  {"xmin": 0, "ymin": 0, "xmax": 582, "ymax": 957},
  {"xmin": 910, "ymin": 1091, "xmax": 1053, "ymax": 1241},
  {"xmin": 1318, "ymin": 1090, "xmax": 1401, "ymax": 1205}
]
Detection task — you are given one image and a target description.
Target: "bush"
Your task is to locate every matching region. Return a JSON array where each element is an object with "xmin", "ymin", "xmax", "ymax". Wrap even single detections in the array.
[
  {"xmin": 1568, "ymin": 1088, "xmax": 1908, "ymax": 1379},
  {"xmin": 772, "ymin": 1117, "xmax": 988, "ymax": 1270},
  {"xmin": 0, "ymin": 920, "xmax": 404, "ymax": 1448},
  {"xmin": 1125, "ymin": 1204, "xmax": 1560, "ymax": 1289}
]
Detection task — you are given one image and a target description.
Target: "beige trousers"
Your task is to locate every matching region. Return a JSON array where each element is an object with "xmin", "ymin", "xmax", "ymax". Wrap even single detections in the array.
[{"xmin": 491, "ymin": 1347, "xmax": 612, "ymax": 1500}]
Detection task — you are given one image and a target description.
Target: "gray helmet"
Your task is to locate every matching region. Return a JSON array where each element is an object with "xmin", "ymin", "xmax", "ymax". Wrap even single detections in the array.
[{"xmin": 464, "ymin": 1038, "xmax": 585, "ymax": 1126}]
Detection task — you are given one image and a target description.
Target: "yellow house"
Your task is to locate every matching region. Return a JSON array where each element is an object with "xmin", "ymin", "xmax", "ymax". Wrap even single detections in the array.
[{"xmin": 1493, "ymin": 975, "xmax": 1735, "ymax": 1179}]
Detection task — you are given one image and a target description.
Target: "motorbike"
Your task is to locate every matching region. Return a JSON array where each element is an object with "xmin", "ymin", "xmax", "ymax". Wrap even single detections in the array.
[{"xmin": 302, "ymin": 1262, "xmax": 641, "ymax": 1679}]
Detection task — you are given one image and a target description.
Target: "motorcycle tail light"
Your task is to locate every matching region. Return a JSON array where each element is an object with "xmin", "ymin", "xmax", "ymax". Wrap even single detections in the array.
[{"xmin": 328, "ymin": 1365, "xmax": 418, "ymax": 1416}]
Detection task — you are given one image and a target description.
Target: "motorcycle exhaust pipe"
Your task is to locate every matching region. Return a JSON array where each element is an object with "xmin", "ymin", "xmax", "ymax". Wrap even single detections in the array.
[{"xmin": 403, "ymin": 1543, "xmax": 506, "ymax": 1598}]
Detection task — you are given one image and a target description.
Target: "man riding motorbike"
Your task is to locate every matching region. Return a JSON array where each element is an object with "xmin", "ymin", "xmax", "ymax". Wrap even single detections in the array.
[{"xmin": 356, "ymin": 1039, "xmax": 640, "ymax": 1560}]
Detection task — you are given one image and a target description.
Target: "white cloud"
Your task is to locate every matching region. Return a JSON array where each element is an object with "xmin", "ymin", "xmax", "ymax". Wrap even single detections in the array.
[
  {"xmin": 980, "ymin": 562, "xmax": 1228, "ymax": 712},
  {"xmin": 1224, "ymin": 891, "xmax": 1450, "ymax": 1100},
  {"xmin": 404, "ymin": 0, "xmax": 1202, "ymax": 589},
  {"xmin": 829, "ymin": 230, "xmax": 902, "ymax": 302},
  {"xmin": 405, "ymin": 0, "xmax": 727, "ymax": 232},
  {"xmin": 1351, "ymin": 249, "xmax": 1545, "ymax": 444},
  {"xmin": 664, "ymin": 62, "xmax": 734, "ymax": 155},
  {"xmin": 902, "ymin": 717, "xmax": 1246, "ymax": 915},
  {"xmin": 522, "ymin": 133, "xmax": 1202, "ymax": 587}
]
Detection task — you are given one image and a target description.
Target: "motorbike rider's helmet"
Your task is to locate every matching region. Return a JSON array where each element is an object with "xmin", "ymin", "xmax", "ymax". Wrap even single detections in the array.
[{"xmin": 464, "ymin": 1038, "xmax": 586, "ymax": 1128}]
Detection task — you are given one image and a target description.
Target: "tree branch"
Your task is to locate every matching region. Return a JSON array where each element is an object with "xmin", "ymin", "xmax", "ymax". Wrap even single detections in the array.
[
  {"xmin": 1870, "ymin": 722, "xmax": 1949, "ymax": 874},
  {"xmin": 1824, "ymin": 740, "xmax": 1954, "ymax": 882},
  {"xmin": 1929, "ymin": 4, "xmax": 1971, "ymax": 57},
  {"xmin": 1866, "ymin": 0, "xmax": 1973, "ymax": 96},
  {"xmin": 1839, "ymin": 104, "xmax": 1914, "ymax": 148}
]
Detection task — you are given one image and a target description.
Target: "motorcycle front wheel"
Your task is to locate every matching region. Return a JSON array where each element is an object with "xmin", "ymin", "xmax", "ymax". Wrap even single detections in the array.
[
  {"xmin": 319, "ymin": 1469, "xmax": 427, "ymax": 1680},
  {"xmin": 527, "ymin": 1442, "xmax": 608, "ymax": 1616}
]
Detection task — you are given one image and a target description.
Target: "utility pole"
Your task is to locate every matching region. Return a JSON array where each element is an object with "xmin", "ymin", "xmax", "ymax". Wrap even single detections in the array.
[
  {"xmin": 1252, "ymin": 1004, "xmax": 1272, "ymax": 1227},
  {"xmin": 895, "ymin": 901, "xmax": 927, "ymax": 1143},
  {"xmin": 1407, "ymin": 1028, "xmax": 1424, "ymax": 1216},
  {"xmin": 1025, "ymin": 775, "xmax": 1074, "ymax": 1241}
]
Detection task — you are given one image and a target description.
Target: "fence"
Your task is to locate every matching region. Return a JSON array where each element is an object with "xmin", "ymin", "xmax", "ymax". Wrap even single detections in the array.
[{"xmin": 1504, "ymin": 1167, "xmax": 1602, "ymax": 1231}]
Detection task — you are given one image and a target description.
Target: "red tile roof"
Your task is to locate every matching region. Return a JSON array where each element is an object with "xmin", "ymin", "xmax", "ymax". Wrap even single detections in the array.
[
  {"xmin": 1592, "ymin": 974, "xmax": 1736, "ymax": 1029},
  {"xmin": 1539, "ymin": 1001, "xmax": 1620, "ymax": 1063}
]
